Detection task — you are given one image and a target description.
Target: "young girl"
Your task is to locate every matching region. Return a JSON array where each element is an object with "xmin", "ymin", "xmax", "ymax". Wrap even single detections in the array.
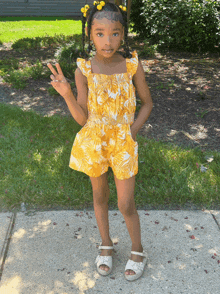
[{"xmin": 47, "ymin": 1, "xmax": 153, "ymax": 281}]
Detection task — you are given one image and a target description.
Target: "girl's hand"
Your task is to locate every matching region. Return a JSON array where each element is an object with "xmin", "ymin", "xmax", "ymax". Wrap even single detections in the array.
[
  {"xmin": 131, "ymin": 132, "xmax": 137, "ymax": 142},
  {"xmin": 47, "ymin": 63, "xmax": 72, "ymax": 97},
  {"xmin": 130, "ymin": 126, "xmax": 137, "ymax": 142}
]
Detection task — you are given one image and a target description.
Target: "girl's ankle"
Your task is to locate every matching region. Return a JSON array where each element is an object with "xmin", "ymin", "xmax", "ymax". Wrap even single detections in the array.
[
  {"xmin": 101, "ymin": 239, "xmax": 113, "ymax": 246},
  {"xmin": 131, "ymin": 244, "xmax": 143, "ymax": 252}
]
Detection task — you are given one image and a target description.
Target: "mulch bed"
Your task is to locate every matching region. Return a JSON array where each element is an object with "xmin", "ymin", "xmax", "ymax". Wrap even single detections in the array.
[{"xmin": 0, "ymin": 40, "xmax": 219, "ymax": 152}]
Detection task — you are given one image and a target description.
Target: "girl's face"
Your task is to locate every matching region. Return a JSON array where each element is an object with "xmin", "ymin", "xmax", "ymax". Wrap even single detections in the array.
[{"xmin": 89, "ymin": 11, "xmax": 124, "ymax": 59}]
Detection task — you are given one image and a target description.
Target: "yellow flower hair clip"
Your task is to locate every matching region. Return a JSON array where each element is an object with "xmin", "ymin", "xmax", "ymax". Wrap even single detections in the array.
[
  {"xmin": 81, "ymin": 4, "xmax": 90, "ymax": 18},
  {"xmin": 81, "ymin": 1, "xmax": 106, "ymax": 17},
  {"xmin": 119, "ymin": 5, "xmax": 127, "ymax": 11},
  {"xmin": 93, "ymin": 1, "xmax": 105, "ymax": 10}
]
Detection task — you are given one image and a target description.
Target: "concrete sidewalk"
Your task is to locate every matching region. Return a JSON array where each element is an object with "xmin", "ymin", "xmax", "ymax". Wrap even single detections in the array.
[{"xmin": 0, "ymin": 209, "xmax": 219, "ymax": 294}]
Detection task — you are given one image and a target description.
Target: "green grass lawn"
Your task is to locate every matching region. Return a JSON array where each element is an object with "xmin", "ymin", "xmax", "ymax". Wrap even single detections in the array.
[
  {"xmin": 0, "ymin": 16, "xmax": 81, "ymax": 43},
  {"xmin": 0, "ymin": 17, "xmax": 219, "ymax": 212},
  {"xmin": 1, "ymin": 103, "xmax": 219, "ymax": 212}
]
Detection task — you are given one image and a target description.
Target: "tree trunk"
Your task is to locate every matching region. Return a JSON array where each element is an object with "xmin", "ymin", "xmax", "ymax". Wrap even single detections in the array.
[
  {"xmin": 115, "ymin": 0, "xmax": 123, "ymax": 4},
  {"xmin": 107, "ymin": 0, "xmax": 123, "ymax": 5},
  {"xmin": 127, "ymin": 0, "xmax": 131, "ymax": 23}
]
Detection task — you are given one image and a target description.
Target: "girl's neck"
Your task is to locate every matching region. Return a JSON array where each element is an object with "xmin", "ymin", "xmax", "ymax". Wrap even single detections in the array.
[
  {"xmin": 91, "ymin": 52, "xmax": 126, "ymax": 75},
  {"xmin": 94, "ymin": 52, "xmax": 119, "ymax": 65}
]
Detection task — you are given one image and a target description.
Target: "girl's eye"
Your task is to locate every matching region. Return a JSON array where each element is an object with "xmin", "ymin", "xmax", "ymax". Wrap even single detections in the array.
[{"xmin": 96, "ymin": 33, "xmax": 119, "ymax": 37}]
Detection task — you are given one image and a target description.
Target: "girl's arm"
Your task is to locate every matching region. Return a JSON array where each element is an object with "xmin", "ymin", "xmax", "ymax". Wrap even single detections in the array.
[
  {"xmin": 131, "ymin": 60, "xmax": 153, "ymax": 135},
  {"xmin": 47, "ymin": 63, "xmax": 88, "ymax": 127},
  {"xmin": 63, "ymin": 68, "xmax": 88, "ymax": 127}
]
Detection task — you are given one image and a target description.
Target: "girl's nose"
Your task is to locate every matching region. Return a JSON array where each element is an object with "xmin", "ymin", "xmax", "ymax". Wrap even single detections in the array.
[{"xmin": 105, "ymin": 36, "xmax": 111, "ymax": 45}]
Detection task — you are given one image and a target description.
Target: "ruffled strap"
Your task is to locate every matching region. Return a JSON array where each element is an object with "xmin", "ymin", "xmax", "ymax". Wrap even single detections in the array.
[
  {"xmin": 126, "ymin": 50, "xmax": 139, "ymax": 77},
  {"xmin": 76, "ymin": 58, "xmax": 91, "ymax": 78}
]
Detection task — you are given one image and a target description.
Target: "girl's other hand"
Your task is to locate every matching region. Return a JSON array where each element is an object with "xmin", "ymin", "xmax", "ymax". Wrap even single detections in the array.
[
  {"xmin": 131, "ymin": 132, "xmax": 137, "ymax": 142},
  {"xmin": 47, "ymin": 63, "xmax": 72, "ymax": 97},
  {"xmin": 130, "ymin": 126, "xmax": 137, "ymax": 142}
]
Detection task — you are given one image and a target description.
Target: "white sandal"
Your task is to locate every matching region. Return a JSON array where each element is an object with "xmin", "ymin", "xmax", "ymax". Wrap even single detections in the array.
[
  {"xmin": 125, "ymin": 251, "xmax": 148, "ymax": 281},
  {"xmin": 95, "ymin": 245, "xmax": 114, "ymax": 276}
]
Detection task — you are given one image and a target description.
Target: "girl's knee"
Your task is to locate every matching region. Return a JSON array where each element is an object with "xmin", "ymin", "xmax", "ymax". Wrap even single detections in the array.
[
  {"xmin": 93, "ymin": 188, "xmax": 110, "ymax": 206},
  {"xmin": 118, "ymin": 199, "xmax": 136, "ymax": 216},
  {"xmin": 90, "ymin": 172, "xmax": 110, "ymax": 205}
]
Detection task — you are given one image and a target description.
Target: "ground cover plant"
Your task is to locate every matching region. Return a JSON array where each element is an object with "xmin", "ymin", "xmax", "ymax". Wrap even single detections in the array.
[{"xmin": 0, "ymin": 17, "xmax": 219, "ymax": 213}]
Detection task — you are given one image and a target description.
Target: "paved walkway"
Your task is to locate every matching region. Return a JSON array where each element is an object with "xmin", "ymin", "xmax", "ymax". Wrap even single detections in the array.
[{"xmin": 0, "ymin": 209, "xmax": 219, "ymax": 293}]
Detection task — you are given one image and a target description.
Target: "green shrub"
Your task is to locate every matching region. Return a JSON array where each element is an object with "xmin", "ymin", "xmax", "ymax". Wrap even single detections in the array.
[
  {"xmin": 137, "ymin": 39, "xmax": 158, "ymax": 57},
  {"xmin": 11, "ymin": 34, "xmax": 81, "ymax": 50},
  {"xmin": 28, "ymin": 59, "xmax": 44, "ymax": 80},
  {"xmin": 0, "ymin": 58, "xmax": 19, "ymax": 76},
  {"xmin": 1, "ymin": 59, "xmax": 46, "ymax": 89},
  {"xmin": 2, "ymin": 70, "xmax": 27, "ymax": 89},
  {"xmin": 54, "ymin": 35, "xmax": 82, "ymax": 63},
  {"xmin": 130, "ymin": 0, "xmax": 220, "ymax": 53}
]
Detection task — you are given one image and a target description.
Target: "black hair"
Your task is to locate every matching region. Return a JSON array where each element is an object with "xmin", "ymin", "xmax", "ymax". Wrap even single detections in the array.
[{"xmin": 80, "ymin": 2, "xmax": 132, "ymax": 59}]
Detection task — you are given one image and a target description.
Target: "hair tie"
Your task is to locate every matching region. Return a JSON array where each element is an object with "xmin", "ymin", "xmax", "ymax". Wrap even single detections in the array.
[
  {"xmin": 119, "ymin": 5, "xmax": 127, "ymax": 12},
  {"xmin": 96, "ymin": 1, "xmax": 105, "ymax": 10},
  {"xmin": 81, "ymin": 1, "xmax": 106, "ymax": 17},
  {"xmin": 81, "ymin": 4, "xmax": 90, "ymax": 18}
]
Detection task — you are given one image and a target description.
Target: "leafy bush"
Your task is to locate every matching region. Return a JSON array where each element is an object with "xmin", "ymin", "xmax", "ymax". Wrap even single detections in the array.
[
  {"xmin": 130, "ymin": 0, "xmax": 220, "ymax": 53},
  {"xmin": 54, "ymin": 35, "xmax": 82, "ymax": 63},
  {"xmin": 137, "ymin": 39, "xmax": 158, "ymax": 57},
  {"xmin": 1, "ymin": 58, "xmax": 46, "ymax": 89},
  {"xmin": 3, "ymin": 70, "xmax": 27, "ymax": 89},
  {"xmin": 0, "ymin": 58, "xmax": 19, "ymax": 76},
  {"xmin": 12, "ymin": 34, "xmax": 81, "ymax": 50},
  {"xmin": 28, "ymin": 60, "xmax": 44, "ymax": 80}
]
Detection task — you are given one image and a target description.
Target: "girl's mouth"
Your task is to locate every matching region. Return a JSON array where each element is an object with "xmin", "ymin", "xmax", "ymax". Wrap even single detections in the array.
[{"xmin": 103, "ymin": 49, "xmax": 113, "ymax": 53}]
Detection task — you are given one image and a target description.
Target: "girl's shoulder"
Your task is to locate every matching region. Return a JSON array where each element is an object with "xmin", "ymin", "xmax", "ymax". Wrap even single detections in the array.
[
  {"xmin": 126, "ymin": 50, "xmax": 139, "ymax": 76},
  {"xmin": 115, "ymin": 50, "xmax": 139, "ymax": 76},
  {"xmin": 117, "ymin": 50, "xmax": 138, "ymax": 60},
  {"xmin": 76, "ymin": 57, "xmax": 91, "ymax": 78}
]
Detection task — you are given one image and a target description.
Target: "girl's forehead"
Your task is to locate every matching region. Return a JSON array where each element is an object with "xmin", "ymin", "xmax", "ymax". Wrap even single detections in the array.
[{"xmin": 91, "ymin": 11, "xmax": 124, "ymax": 26}]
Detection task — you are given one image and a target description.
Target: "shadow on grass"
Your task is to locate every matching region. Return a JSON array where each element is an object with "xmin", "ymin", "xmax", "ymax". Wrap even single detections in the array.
[
  {"xmin": 0, "ymin": 103, "xmax": 219, "ymax": 213},
  {"xmin": 0, "ymin": 103, "xmax": 93, "ymax": 212}
]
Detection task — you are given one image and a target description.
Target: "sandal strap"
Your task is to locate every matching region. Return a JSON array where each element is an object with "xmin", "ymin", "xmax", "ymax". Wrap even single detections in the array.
[
  {"xmin": 131, "ymin": 251, "xmax": 145, "ymax": 257},
  {"xmin": 99, "ymin": 246, "xmax": 114, "ymax": 250},
  {"xmin": 95, "ymin": 255, "xmax": 112, "ymax": 268},
  {"xmin": 125, "ymin": 258, "xmax": 147, "ymax": 272}
]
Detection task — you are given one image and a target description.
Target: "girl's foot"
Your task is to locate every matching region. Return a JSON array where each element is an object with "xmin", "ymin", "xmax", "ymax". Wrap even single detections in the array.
[
  {"xmin": 99, "ymin": 241, "xmax": 114, "ymax": 272},
  {"xmin": 125, "ymin": 245, "xmax": 143, "ymax": 276}
]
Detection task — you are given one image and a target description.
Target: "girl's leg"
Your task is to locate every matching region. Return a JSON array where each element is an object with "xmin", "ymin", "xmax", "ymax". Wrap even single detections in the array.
[
  {"xmin": 114, "ymin": 175, "xmax": 144, "ymax": 275},
  {"xmin": 90, "ymin": 171, "xmax": 113, "ymax": 272}
]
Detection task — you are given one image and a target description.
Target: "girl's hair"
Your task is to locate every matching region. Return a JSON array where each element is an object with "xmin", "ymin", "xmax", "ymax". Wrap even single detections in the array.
[{"xmin": 81, "ymin": 2, "xmax": 132, "ymax": 59}]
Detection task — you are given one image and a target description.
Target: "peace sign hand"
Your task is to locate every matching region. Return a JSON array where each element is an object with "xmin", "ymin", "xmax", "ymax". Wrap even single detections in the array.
[{"xmin": 47, "ymin": 63, "xmax": 72, "ymax": 98}]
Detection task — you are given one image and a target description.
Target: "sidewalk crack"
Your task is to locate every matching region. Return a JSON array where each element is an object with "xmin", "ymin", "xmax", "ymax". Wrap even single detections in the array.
[
  {"xmin": 0, "ymin": 212, "xmax": 16, "ymax": 281},
  {"xmin": 211, "ymin": 213, "xmax": 220, "ymax": 231}
]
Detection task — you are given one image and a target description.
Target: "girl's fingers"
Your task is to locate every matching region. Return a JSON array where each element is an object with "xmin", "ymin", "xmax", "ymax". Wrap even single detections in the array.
[
  {"xmin": 55, "ymin": 63, "xmax": 64, "ymax": 76},
  {"xmin": 50, "ymin": 75, "xmax": 56, "ymax": 81},
  {"xmin": 47, "ymin": 63, "xmax": 58, "ymax": 76}
]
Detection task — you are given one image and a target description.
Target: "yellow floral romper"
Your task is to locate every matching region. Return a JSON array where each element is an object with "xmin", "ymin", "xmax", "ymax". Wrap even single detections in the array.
[{"xmin": 69, "ymin": 50, "xmax": 139, "ymax": 180}]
